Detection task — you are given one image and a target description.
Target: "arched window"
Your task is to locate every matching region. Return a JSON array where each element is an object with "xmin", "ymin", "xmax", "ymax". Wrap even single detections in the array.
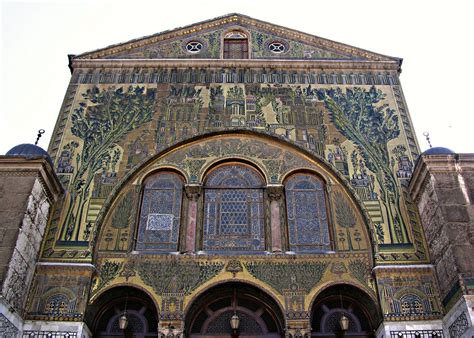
[
  {"xmin": 223, "ymin": 31, "xmax": 249, "ymax": 59},
  {"xmin": 136, "ymin": 172, "xmax": 183, "ymax": 251},
  {"xmin": 203, "ymin": 164, "xmax": 264, "ymax": 252},
  {"xmin": 285, "ymin": 173, "xmax": 330, "ymax": 252}
]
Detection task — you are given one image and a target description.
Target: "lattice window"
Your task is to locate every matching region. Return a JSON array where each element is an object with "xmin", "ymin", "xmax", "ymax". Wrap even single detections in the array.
[
  {"xmin": 223, "ymin": 31, "xmax": 249, "ymax": 59},
  {"xmin": 400, "ymin": 294, "xmax": 424, "ymax": 315},
  {"xmin": 285, "ymin": 174, "xmax": 330, "ymax": 252},
  {"xmin": 137, "ymin": 172, "xmax": 183, "ymax": 251},
  {"xmin": 449, "ymin": 312, "xmax": 469, "ymax": 338},
  {"xmin": 109, "ymin": 313, "xmax": 145, "ymax": 333},
  {"xmin": 22, "ymin": 332, "xmax": 77, "ymax": 338},
  {"xmin": 390, "ymin": 330, "xmax": 443, "ymax": 338},
  {"xmin": 206, "ymin": 310, "xmax": 263, "ymax": 334},
  {"xmin": 322, "ymin": 311, "xmax": 360, "ymax": 333},
  {"xmin": 203, "ymin": 164, "xmax": 264, "ymax": 252}
]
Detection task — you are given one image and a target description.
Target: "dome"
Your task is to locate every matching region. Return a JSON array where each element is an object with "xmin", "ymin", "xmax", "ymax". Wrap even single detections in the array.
[
  {"xmin": 422, "ymin": 147, "xmax": 455, "ymax": 155},
  {"xmin": 6, "ymin": 143, "xmax": 53, "ymax": 165}
]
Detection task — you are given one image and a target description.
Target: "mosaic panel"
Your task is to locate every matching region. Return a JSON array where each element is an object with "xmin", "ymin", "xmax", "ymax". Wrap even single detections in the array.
[
  {"xmin": 375, "ymin": 268, "xmax": 442, "ymax": 321},
  {"xmin": 26, "ymin": 267, "xmax": 92, "ymax": 321},
  {"xmin": 285, "ymin": 174, "xmax": 330, "ymax": 252},
  {"xmin": 137, "ymin": 172, "xmax": 183, "ymax": 251},
  {"xmin": 135, "ymin": 260, "xmax": 224, "ymax": 295},
  {"xmin": 251, "ymin": 29, "xmax": 350, "ymax": 60},
  {"xmin": 105, "ymin": 29, "xmax": 223, "ymax": 59},
  {"xmin": 203, "ymin": 165, "xmax": 265, "ymax": 252},
  {"xmin": 45, "ymin": 74, "xmax": 423, "ymax": 263},
  {"xmin": 244, "ymin": 261, "xmax": 329, "ymax": 293}
]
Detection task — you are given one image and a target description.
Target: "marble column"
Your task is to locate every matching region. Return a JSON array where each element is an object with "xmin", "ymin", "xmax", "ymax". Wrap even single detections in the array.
[
  {"xmin": 184, "ymin": 184, "xmax": 202, "ymax": 253},
  {"xmin": 266, "ymin": 185, "xmax": 284, "ymax": 253}
]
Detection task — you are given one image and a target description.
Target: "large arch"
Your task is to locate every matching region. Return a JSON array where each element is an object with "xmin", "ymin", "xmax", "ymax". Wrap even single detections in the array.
[
  {"xmin": 184, "ymin": 281, "xmax": 285, "ymax": 338},
  {"xmin": 92, "ymin": 129, "xmax": 377, "ymax": 263},
  {"xmin": 85, "ymin": 286, "xmax": 159, "ymax": 338},
  {"xmin": 310, "ymin": 284, "xmax": 382, "ymax": 338}
]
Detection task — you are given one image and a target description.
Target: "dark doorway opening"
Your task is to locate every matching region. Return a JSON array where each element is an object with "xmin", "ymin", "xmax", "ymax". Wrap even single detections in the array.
[
  {"xmin": 311, "ymin": 284, "xmax": 381, "ymax": 338},
  {"xmin": 186, "ymin": 282, "xmax": 284, "ymax": 338},
  {"xmin": 86, "ymin": 286, "xmax": 158, "ymax": 338}
]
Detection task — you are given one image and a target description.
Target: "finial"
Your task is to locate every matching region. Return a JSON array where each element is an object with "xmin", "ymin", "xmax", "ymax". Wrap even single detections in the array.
[
  {"xmin": 35, "ymin": 129, "xmax": 45, "ymax": 145},
  {"xmin": 423, "ymin": 131, "xmax": 432, "ymax": 148}
]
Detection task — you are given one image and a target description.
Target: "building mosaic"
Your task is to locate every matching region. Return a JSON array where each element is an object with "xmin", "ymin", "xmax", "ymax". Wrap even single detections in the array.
[
  {"xmin": 43, "ymin": 81, "xmax": 424, "ymax": 262},
  {"xmin": 374, "ymin": 267, "xmax": 443, "ymax": 321}
]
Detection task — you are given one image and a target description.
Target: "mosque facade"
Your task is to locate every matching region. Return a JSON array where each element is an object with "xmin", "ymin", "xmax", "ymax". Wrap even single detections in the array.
[{"xmin": 0, "ymin": 14, "xmax": 473, "ymax": 338}]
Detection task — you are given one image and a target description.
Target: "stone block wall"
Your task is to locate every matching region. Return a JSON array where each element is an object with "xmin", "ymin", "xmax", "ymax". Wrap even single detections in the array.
[
  {"xmin": 409, "ymin": 153, "xmax": 474, "ymax": 336},
  {"xmin": 0, "ymin": 173, "xmax": 36, "ymax": 284},
  {"xmin": 0, "ymin": 157, "xmax": 62, "ymax": 335}
]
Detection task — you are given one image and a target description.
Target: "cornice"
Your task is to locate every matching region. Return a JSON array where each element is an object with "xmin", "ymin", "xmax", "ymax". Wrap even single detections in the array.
[
  {"xmin": 71, "ymin": 58, "xmax": 400, "ymax": 72},
  {"xmin": 0, "ymin": 157, "xmax": 63, "ymax": 202},
  {"xmin": 409, "ymin": 153, "xmax": 474, "ymax": 203}
]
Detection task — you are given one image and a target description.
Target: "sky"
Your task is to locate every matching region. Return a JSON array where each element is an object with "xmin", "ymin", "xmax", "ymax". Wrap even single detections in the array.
[{"xmin": 1, "ymin": 0, "xmax": 473, "ymax": 155}]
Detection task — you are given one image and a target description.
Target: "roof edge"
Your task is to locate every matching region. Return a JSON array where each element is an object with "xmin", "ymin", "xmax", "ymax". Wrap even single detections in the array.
[{"xmin": 71, "ymin": 13, "xmax": 401, "ymax": 64}]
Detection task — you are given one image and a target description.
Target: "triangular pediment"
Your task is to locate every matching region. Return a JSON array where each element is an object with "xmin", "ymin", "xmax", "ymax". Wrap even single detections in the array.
[{"xmin": 74, "ymin": 14, "xmax": 398, "ymax": 62}]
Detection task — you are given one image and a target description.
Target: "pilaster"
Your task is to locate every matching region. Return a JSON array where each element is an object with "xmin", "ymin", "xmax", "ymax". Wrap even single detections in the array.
[
  {"xmin": 184, "ymin": 184, "xmax": 202, "ymax": 253},
  {"xmin": 266, "ymin": 185, "xmax": 284, "ymax": 253}
]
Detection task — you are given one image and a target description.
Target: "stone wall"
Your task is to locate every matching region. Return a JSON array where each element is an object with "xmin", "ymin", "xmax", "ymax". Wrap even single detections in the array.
[
  {"xmin": 409, "ymin": 153, "xmax": 474, "ymax": 336},
  {"xmin": 0, "ymin": 173, "xmax": 36, "ymax": 284},
  {"xmin": 0, "ymin": 157, "xmax": 62, "ymax": 335}
]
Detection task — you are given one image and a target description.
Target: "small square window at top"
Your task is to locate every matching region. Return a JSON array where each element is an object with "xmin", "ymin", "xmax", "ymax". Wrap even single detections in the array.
[{"xmin": 224, "ymin": 39, "xmax": 249, "ymax": 59}]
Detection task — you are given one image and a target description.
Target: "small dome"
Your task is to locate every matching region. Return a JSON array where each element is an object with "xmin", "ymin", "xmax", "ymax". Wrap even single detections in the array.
[
  {"xmin": 6, "ymin": 143, "xmax": 53, "ymax": 165},
  {"xmin": 422, "ymin": 147, "xmax": 455, "ymax": 155}
]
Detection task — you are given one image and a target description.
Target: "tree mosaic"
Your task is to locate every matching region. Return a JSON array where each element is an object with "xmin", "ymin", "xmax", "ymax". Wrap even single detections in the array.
[
  {"xmin": 244, "ymin": 261, "xmax": 329, "ymax": 293},
  {"xmin": 334, "ymin": 191, "xmax": 357, "ymax": 251},
  {"xmin": 96, "ymin": 260, "xmax": 123, "ymax": 291},
  {"xmin": 136, "ymin": 261, "xmax": 224, "ymax": 295},
  {"xmin": 49, "ymin": 81, "xmax": 422, "ymax": 262},
  {"xmin": 316, "ymin": 86, "xmax": 409, "ymax": 244},
  {"xmin": 59, "ymin": 86, "xmax": 156, "ymax": 244},
  {"xmin": 100, "ymin": 190, "xmax": 137, "ymax": 252}
]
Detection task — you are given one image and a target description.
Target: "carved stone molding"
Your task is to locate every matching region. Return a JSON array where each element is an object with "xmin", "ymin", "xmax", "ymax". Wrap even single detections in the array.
[
  {"xmin": 266, "ymin": 184, "xmax": 284, "ymax": 201},
  {"xmin": 184, "ymin": 184, "xmax": 202, "ymax": 201}
]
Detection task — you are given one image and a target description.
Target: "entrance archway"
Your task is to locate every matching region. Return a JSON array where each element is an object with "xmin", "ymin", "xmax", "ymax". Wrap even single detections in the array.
[
  {"xmin": 185, "ymin": 282, "xmax": 285, "ymax": 338},
  {"xmin": 311, "ymin": 284, "xmax": 381, "ymax": 338},
  {"xmin": 85, "ymin": 286, "xmax": 158, "ymax": 338}
]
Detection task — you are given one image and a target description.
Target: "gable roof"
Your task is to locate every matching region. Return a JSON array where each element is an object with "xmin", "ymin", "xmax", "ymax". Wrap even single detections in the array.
[{"xmin": 72, "ymin": 13, "xmax": 401, "ymax": 65}]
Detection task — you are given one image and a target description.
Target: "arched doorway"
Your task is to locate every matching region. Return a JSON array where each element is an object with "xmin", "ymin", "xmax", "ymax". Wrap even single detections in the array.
[
  {"xmin": 311, "ymin": 285, "xmax": 381, "ymax": 338},
  {"xmin": 186, "ymin": 282, "xmax": 285, "ymax": 338},
  {"xmin": 85, "ymin": 286, "xmax": 158, "ymax": 338}
]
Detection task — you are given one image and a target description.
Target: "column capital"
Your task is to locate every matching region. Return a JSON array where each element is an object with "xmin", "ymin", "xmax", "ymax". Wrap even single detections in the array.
[
  {"xmin": 184, "ymin": 184, "xmax": 202, "ymax": 201},
  {"xmin": 266, "ymin": 184, "xmax": 284, "ymax": 201}
]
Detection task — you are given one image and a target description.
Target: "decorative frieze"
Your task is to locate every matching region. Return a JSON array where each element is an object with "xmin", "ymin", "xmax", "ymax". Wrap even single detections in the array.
[{"xmin": 71, "ymin": 67, "xmax": 399, "ymax": 86}]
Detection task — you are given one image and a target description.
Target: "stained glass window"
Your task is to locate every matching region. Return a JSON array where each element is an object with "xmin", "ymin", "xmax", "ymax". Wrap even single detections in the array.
[
  {"xmin": 137, "ymin": 172, "xmax": 183, "ymax": 251},
  {"xmin": 285, "ymin": 174, "xmax": 330, "ymax": 252},
  {"xmin": 203, "ymin": 164, "xmax": 265, "ymax": 252}
]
